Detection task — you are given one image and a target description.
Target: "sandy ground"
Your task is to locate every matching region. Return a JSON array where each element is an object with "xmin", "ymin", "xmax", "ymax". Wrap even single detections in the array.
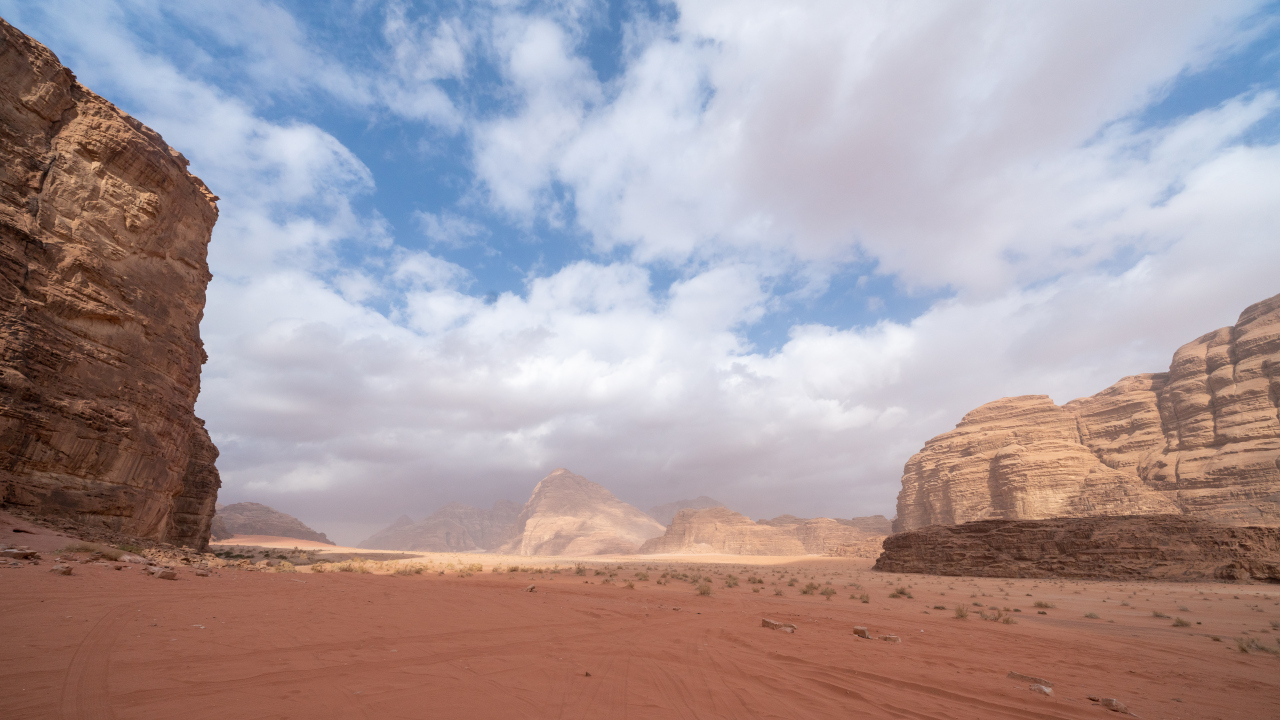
[{"xmin": 2, "ymin": 533, "xmax": 1278, "ymax": 718}]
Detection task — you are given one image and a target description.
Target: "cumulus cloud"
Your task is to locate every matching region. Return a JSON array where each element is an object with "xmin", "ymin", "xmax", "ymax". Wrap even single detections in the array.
[{"xmin": 7, "ymin": 1, "xmax": 1279, "ymax": 544}]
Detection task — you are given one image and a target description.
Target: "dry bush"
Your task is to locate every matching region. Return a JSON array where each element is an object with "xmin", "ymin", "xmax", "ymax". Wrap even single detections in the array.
[
  {"xmin": 859, "ymin": 593, "xmax": 870, "ymax": 603},
  {"xmin": 1236, "ymin": 637, "xmax": 1279, "ymax": 655},
  {"xmin": 1032, "ymin": 601, "xmax": 1054, "ymax": 609},
  {"xmin": 624, "ymin": 581, "xmax": 635, "ymax": 589},
  {"xmin": 1172, "ymin": 617, "xmax": 1191, "ymax": 627},
  {"xmin": 801, "ymin": 582, "xmax": 820, "ymax": 595},
  {"xmin": 954, "ymin": 605, "xmax": 969, "ymax": 619},
  {"xmin": 394, "ymin": 563, "xmax": 426, "ymax": 576},
  {"xmin": 697, "ymin": 583, "xmax": 712, "ymax": 596},
  {"xmin": 1084, "ymin": 612, "xmax": 1100, "ymax": 619},
  {"xmin": 311, "ymin": 562, "xmax": 329, "ymax": 573},
  {"xmin": 888, "ymin": 586, "xmax": 913, "ymax": 599},
  {"xmin": 820, "ymin": 586, "xmax": 837, "ymax": 600},
  {"xmin": 724, "ymin": 575, "xmax": 739, "ymax": 588},
  {"xmin": 1152, "ymin": 610, "xmax": 1170, "ymax": 619},
  {"xmin": 635, "ymin": 572, "xmax": 649, "ymax": 581},
  {"xmin": 774, "ymin": 588, "xmax": 785, "ymax": 596},
  {"xmin": 275, "ymin": 561, "xmax": 297, "ymax": 573}
]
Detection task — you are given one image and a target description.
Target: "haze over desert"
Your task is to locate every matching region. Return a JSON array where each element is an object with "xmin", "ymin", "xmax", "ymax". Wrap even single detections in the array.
[{"xmin": 3, "ymin": 3, "xmax": 1280, "ymax": 719}]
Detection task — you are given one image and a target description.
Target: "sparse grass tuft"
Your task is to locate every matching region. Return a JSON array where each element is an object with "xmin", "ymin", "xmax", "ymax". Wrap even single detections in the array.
[
  {"xmin": 393, "ymin": 563, "xmax": 426, "ymax": 576},
  {"xmin": 1152, "ymin": 610, "xmax": 1170, "ymax": 619},
  {"xmin": 635, "ymin": 572, "xmax": 649, "ymax": 581},
  {"xmin": 624, "ymin": 581, "xmax": 635, "ymax": 589},
  {"xmin": 860, "ymin": 593, "xmax": 870, "ymax": 603},
  {"xmin": 1172, "ymin": 617, "xmax": 1191, "ymax": 627},
  {"xmin": 775, "ymin": 588, "xmax": 785, "ymax": 596},
  {"xmin": 725, "ymin": 575, "xmax": 739, "ymax": 588},
  {"xmin": 1084, "ymin": 612, "xmax": 1100, "ymax": 619},
  {"xmin": 954, "ymin": 605, "xmax": 969, "ymax": 620},
  {"xmin": 697, "ymin": 583, "xmax": 712, "ymax": 596},
  {"xmin": 1032, "ymin": 601, "xmax": 1054, "ymax": 609},
  {"xmin": 820, "ymin": 586, "xmax": 837, "ymax": 600}
]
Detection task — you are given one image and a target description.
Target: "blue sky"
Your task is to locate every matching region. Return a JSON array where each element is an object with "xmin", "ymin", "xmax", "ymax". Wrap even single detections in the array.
[{"xmin": 5, "ymin": 1, "xmax": 1279, "ymax": 544}]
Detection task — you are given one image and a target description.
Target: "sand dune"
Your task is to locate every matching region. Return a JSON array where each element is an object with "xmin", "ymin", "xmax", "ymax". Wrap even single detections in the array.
[{"xmin": 3, "ymin": 546, "xmax": 1278, "ymax": 718}]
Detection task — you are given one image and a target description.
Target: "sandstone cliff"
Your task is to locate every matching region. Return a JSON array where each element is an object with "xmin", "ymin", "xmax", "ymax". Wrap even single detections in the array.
[
  {"xmin": 894, "ymin": 293, "xmax": 1280, "ymax": 532},
  {"xmin": 639, "ymin": 507, "xmax": 807, "ymax": 555},
  {"xmin": 648, "ymin": 496, "xmax": 724, "ymax": 526},
  {"xmin": 874, "ymin": 515, "xmax": 1280, "ymax": 582},
  {"xmin": 0, "ymin": 19, "xmax": 221, "ymax": 548},
  {"xmin": 359, "ymin": 500, "xmax": 520, "ymax": 552},
  {"xmin": 208, "ymin": 502, "xmax": 332, "ymax": 545},
  {"xmin": 499, "ymin": 469, "xmax": 665, "ymax": 556}
]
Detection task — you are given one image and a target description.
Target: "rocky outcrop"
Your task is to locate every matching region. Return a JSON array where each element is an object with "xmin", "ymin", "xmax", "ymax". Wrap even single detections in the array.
[
  {"xmin": 0, "ymin": 19, "xmax": 221, "ymax": 548},
  {"xmin": 499, "ymin": 469, "xmax": 666, "ymax": 556},
  {"xmin": 644, "ymin": 510, "xmax": 887, "ymax": 556},
  {"xmin": 648, "ymin": 496, "xmax": 724, "ymax": 526},
  {"xmin": 639, "ymin": 507, "xmax": 807, "ymax": 555},
  {"xmin": 209, "ymin": 503, "xmax": 332, "ymax": 545},
  {"xmin": 873, "ymin": 515, "xmax": 1280, "ymax": 582},
  {"xmin": 359, "ymin": 500, "xmax": 520, "ymax": 552},
  {"xmin": 894, "ymin": 293, "xmax": 1280, "ymax": 532},
  {"xmin": 840, "ymin": 514, "xmax": 893, "ymax": 535}
]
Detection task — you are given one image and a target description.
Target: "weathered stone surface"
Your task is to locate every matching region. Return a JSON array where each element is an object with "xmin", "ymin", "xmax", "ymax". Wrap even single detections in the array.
[
  {"xmin": 209, "ymin": 502, "xmax": 333, "ymax": 545},
  {"xmin": 761, "ymin": 618, "xmax": 797, "ymax": 632},
  {"xmin": 852, "ymin": 626, "xmax": 870, "ymax": 639},
  {"xmin": 648, "ymin": 496, "xmax": 724, "ymax": 526},
  {"xmin": 639, "ymin": 507, "xmax": 806, "ymax": 555},
  {"xmin": 499, "ymin": 469, "xmax": 666, "ymax": 556},
  {"xmin": 1008, "ymin": 671, "xmax": 1052, "ymax": 688},
  {"xmin": 874, "ymin": 515, "xmax": 1280, "ymax": 581},
  {"xmin": 0, "ymin": 19, "xmax": 221, "ymax": 548},
  {"xmin": 359, "ymin": 500, "xmax": 520, "ymax": 552},
  {"xmin": 1029, "ymin": 685, "xmax": 1053, "ymax": 697},
  {"xmin": 894, "ymin": 293, "xmax": 1280, "ymax": 532},
  {"xmin": 146, "ymin": 566, "xmax": 177, "ymax": 580},
  {"xmin": 1099, "ymin": 698, "xmax": 1129, "ymax": 714},
  {"xmin": 48, "ymin": 563, "xmax": 71, "ymax": 575}
]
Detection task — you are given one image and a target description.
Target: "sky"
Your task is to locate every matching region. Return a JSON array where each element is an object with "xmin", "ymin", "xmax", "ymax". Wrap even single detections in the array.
[{"xmin": 5, "ymin": 1, "xmax": 1279, "ymax": 546}]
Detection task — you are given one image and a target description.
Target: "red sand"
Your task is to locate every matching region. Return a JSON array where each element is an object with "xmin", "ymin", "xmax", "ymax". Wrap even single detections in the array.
[{"xmin": 3, "ymin": 561, "xmax": 1278, "ymax": 718}]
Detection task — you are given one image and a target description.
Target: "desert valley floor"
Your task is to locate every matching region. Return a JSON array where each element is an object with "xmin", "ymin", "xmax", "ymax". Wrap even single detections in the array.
[{"xmin": 2, "ymin": 532, "xmax": 1277, "ymax": 719}]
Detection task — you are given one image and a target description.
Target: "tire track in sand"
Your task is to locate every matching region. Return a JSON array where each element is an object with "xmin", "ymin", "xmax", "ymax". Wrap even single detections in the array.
[{"xmin": 60, "ymin": 605, "xmax": 130, "ymax": 720}]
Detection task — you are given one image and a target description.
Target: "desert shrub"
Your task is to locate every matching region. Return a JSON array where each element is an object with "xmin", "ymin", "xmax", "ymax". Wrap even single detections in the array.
[
  {"xmin": 1152, "ymin": 610, "xmax": 1170, "ymax": 619},
  {"xmin": 1001, "ymin": 615, "xmax": 1017, "ymax": 624},
  {"xmin": 787, "ymin": 578, "xmax": 797, "ymax": 587},
  {"xmin": 1172, "ymin": 617, "xmax": 1191, "ymax": 627},
  {"xmin": 1235, "ymin": 637, "xmax": 1279, "ymax": 654},
  {"xmin": 1032, "ymin": 601, "xmax": 1054, "ymax": 609},
  {"xmin": 697, "ymin": 583, "xmax": 712, "ymax": 596},
  {"xmin": 972, "ymin": 601, "xmax": 984, "ymax": 607},
  {"xmin": 1272, "ymin": 621, "xmax": 1280, "ymax": 630},
  {"xmin": 774, "ymin": 588, "xmax": 785, "ymax": 596},
  {"xmin": 394, "ymin": 563, "xmax": 426, "ymax": 576},
  {"xmin": 635, "ymin": 572, "xmax": 649, "ymax": 581},
  {"xmin": 311, "ymin": 562, "xmax": 328, "ymax": 573},
  {"xmin": 1120, "ymin": 600, "xmax": 1130, "ymax": 606},
  {"xmin": 575, "ymin": 564, "xmax": 586, "ymax": 575},
  {"xmin": 594, "ymin": 569, "xmax": 605, "ymax": 576},
  {"xmin": 801, "ymin": 582, "xmax": 820, "ymax": 595},
  {"xmin": 933, "ymin": 605, "xmax": 946, "ymax": 610},
  {"xmin": 954, "ymin": 605, "xmax": 969, "ymax": 619},
  {"xmin": 860, "ymin": 593, "xmax": 870, "ymax": 603},
  {"xmin": 624, "ymin": 581, "xmax": 635, "ymax": 589},
  {"xmin": 1177, "ymin": 605, "xmax": 1189, "ymax": 612},
  {"xmin": 1084, "ymin": 612, "xmax": 1100, "ymax": 619},
  {"xmin": 888, "ymin": 586, "xmax": 913, "ymax": 599},
  {"xmin": 820, "ymin": 587, "xmax": 837, "ymax": 600},
  {"xmin": 753, "ymin": 587, "xmax": 761, "ymax": 593},
  {"xmin": 748, "ymin": 576, "xmax": 763, "ymax": 584},
  {"xmin": 725, "ymin": 575, "xmax": 739, "ymax": 588}
]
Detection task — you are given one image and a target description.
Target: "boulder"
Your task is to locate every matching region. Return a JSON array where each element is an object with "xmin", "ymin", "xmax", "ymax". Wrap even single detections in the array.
[
  {"xmin": 49, "ymin": 564, "xmax": 71, "ymax": 575},
  {"xmin": 761, "ymin": 618, "xmax": 797, "ymax": 632}
]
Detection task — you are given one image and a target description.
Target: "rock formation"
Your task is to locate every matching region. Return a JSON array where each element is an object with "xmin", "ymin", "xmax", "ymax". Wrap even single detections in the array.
[
  {"xmin": 894, "ymin": 293, "xmax": 1280, "ymax": 532},
  {"xmin": 873, "ymin": 515, "xmax": 1280, "ymax": 582},
  {"xmin": 209, "ymin": 502, "xmax": 332, "ymax": 545},
  {"xmin": 359, "ymin": 500, "xmax": 520, "ymax": 552},
  {"xmin": 643, "ymin": 510, "xmax": 888, "ymax": 557},
  {"xmin": 639, "ymin": 507, "xmax": 807, "ymax": 555},
  {"xmin": 648, "ymin": 496, "xmax": 724, "ymax": 526},
  {"xmin": 0, "ymin": 19, "xmax": 221, "ymax": 548},
  {"xmin": 499, "ymin": 469, "xmax": 665, "ymax": 556}
]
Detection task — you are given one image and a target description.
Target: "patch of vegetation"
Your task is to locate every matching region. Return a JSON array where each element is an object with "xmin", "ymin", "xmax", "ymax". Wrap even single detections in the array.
[
  {"xmin": 696, "ymin": 583, "xmax": 712, "ymax": 596},
  {"xmin": 888, "ymin": 586, "xmax": 913, "ymax": 599},
  {"xmin": 801, "ymin": 582, "xmax": 821, "ymax": 595},
  {"xmin": 775, "ymin": 588, "xmax": 785, "ymax": 596},
  {"xmin": 1172, "ymin": 617, "xmax": 1191, "ymax": 627},
  {"xmin": 624, "ymin": 581, "xmax": 635, "ymax": 589},
  {"xmin": 1152, "ymin": 610, "xmax": 1170, "ymax": 619},
  {"xmin": 1032, "ymin": 601, "xmax": 1054, "ymax": 609},
  {"xmin": 1084, "ymin": 612, "xmax": 1100, "ymax": 619},
  {"xmin": 859, "ymin": 593, "xmax": 870, "ymax": 603},
  {"xmin": 954, "ymin": 605, "xmax": 968, "ymax": 619},
  {"xmin": 635, "ymin": 572, "xmax": 649, "ymax": 581},
  {"xmin": 725, "ymin": 575, "xmax": 739, "ymax": 588},
  {"xmin": 575, "ymin": 565, "xmax": 587, "ymax": 576},
  {"xmin": 820, "ymin": 586, "xmax": 837, "ymax": 600}
]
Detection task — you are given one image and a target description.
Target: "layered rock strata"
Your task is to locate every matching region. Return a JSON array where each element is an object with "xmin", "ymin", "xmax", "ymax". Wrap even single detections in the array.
[
  {"xmin": 894, "ymin": 293, "xmax": 1280, "ymax": 532},
  {"xmin": 873, "ymin": 515, "xmax": 1280, "ymax": 582},
  {"xmin": 208, "ymin": 503, "xmax": 332, "ymax": 545},
  {"xmin": 0, "ymin": 19, "xmax": 221, "ymax": 548},
  {"xmin": 639, "ymin": 507, "xmax": 807, "ymax": 555},
  {"xmin": 359, "ymin": 500, "xmax": 520, "ymax": 552},
  {"xmin": 499, "ymin": 469, "xmax": 666, "ymax": 556},
  {"xmin": 648, "ymin": 496, "xmax": 724, "ymax": 526}
]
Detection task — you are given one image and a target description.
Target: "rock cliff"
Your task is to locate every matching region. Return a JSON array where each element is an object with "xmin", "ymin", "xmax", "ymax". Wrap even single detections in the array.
[
  {"xmin": 359, "ymin": 500, "xmax": 520, "ymax": 552},
  {"xmin": 639, "ymin": 507, "xmax": 807, "ymax": 555},
  {"xmin": 209, "ymin": 502, "xmax": 332, "ymax": 545},
  {"xmin": 873, "ymin": 515, "xmax": 1280, "ymax": 582},
  {"xmin": 0, "ymin": 19, "xmax": 221, "ymax": 548},
  {"xmin": 648, "ymin": 496, "xmax": 724, "ymax": 526},
  {"xmin": 499, "ymin": 469, "xmax": 665, "ymax": 556},
  {"xmin": 894, "ymin": 293, "xmax": 1280, "ymax": 532}
]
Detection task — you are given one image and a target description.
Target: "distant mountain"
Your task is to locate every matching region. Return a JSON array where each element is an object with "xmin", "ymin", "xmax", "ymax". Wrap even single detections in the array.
[
  {"xmin": 359, "ymin": 501, "xmax": 521, "ymax": 552},
  {"xmin": 499, "ymin": 469, "xmax": 666, "ymax": 556},
  {"xmin": 639, "ymin": 507, "xmax": 806, "ymax": 555},
  {"xmin": 210, "ymin": 502, "xmax": 334, "ymax": 545},
  {"xmin": 642, "ymin": 510, "xmax": 889, "ymax": 557},
  {"xmin": 648, "ymin": 496, "xmax": 725, "ymax": 526}
]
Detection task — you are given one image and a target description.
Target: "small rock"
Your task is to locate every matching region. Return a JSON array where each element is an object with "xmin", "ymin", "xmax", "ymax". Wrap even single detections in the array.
[
  {"xmin": 1100, "ymin": 698, "xmax": 1128, "ymax": 713},
  {"xmin": 525, "ymin": 584, "xmax": 536, "ymax": 592},
  {"xmin": 879, "ymin": 635, "xmax": 901, "ymax": 643},
  {"xmin": 672, "ymin": 607, "xmax": 681, "ymax": 611},
  {"xmin": 118, "ymin": 553, "xmax": 146, "ymax": 564},
  {"xmin": 194, "ymin": 569, "xmax": 210, "ymax": 577},
  {"xmin": 147, "ymin": 566, "xmax": 177, "ymax": 580},
  {"xmin": 853, "ymin": 626, "xmax": 871, "ymax": 639},
  {"xmin": 49, "ymin": 564, "xmax": 73, "ymax": 575},
  {"xmin": 0, "ymin": 549, "xmax": 37, "ymax": 560},
  {"xmin": 1008, "ymin": 671, "xmax": 1052, "ymax": 688},
  {"xmin": 762, "ymin": 618, "xmax": 798, "ymax": 632},
  {"xmin": 1029, "ymin": 684, "xmax": 1053, "ymax": 696},
  {"xmin": 584, "ymin": 671, "xmax": 591, "ymax": 677}
]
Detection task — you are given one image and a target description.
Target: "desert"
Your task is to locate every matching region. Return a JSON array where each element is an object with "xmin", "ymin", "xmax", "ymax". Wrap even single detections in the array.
[{"xmin": 4, "ymin": 5, "xmax": 1280, "ymax": 720}]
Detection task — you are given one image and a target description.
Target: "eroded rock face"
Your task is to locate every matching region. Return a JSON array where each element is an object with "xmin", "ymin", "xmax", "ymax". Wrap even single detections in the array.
[
  {"xmin": 210, "ymin": 503, "xmax": 332, "ymax": 545},
  {"xmin": 499, "ymin": 469, "xmax": 665, "ymax": 556},
  {"xmin": 639, "ymin": 507, "xmax": 807, "ymax": 555},
  {"xmin": 874, "ymin": 515, "xmax": 1280, "ymax": 582},
  {"xmin": 358, "ymin": 500, "xmax": 520, "ymax": 552},
  {"xmin": 894, "ymin": 293, "xmax": 1280, "ymax": 532},
  {"xmin": 648, "ymin": 496, "xmax": 724, "ymax": 526},
  {"xmin": 0, "ymin": 19, "xmax": 221, "ymax": 548}
]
